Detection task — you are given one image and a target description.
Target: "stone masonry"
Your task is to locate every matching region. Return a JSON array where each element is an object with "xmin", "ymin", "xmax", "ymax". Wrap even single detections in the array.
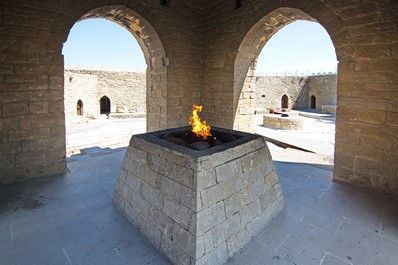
[
  {"xmin": 64, "ymin": 69, "xmax": 146, "ymax": 127},
  {"xmin": 255, "ymin": 75, "xmax": 337, "ymax": 112},
  {"xmin": 114, "ymin": 127, "xmax": 284, "ymax": 265},
  {"xmin": 63, "ymin": 69, "xmax": 336, "ymax": 129},
  {"xmin": 64, "ymin": 70, "xmax": 98, "ymax": 127},
  {"xmin": 263, "ymin": 114, "xmax": 304, "ymax": 130},
  {"xmin": 1, "ymin": 1, "xmax": 397, "ymax": 197}
]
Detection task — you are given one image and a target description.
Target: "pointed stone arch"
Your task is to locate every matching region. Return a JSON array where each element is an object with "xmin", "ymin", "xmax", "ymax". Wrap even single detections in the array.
[
  {"xmin": 64, "ymin": 5, "xmax": 168, "ymax": 131},
  {"xmin": 233, "ymin": 8, "xmax": 330, "ymax": 131}
]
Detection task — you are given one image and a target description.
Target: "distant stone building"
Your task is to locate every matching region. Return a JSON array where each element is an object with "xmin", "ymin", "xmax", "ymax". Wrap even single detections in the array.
[
  {"xmin": 65, "ymin": 70, "xmax": 337, "ymax": 127},
  {"xmin": 255, "ymin": 75, "xmax": 337, "ymax": 113},
  {"xmin": 64, "ymin": 69, "xmax": 146, "ymax": 126}
]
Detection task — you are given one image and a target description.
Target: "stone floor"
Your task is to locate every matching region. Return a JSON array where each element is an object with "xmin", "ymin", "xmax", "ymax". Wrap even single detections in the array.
[{"xmin": 1, "ymin": 145, "xmax": 397, "ymax": 265}]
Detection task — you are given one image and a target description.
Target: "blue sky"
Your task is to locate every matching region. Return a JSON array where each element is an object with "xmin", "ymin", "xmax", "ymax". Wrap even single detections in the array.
[{"xmin": 63, "ymin": 19, "xmax": 337, "ymax": 75}]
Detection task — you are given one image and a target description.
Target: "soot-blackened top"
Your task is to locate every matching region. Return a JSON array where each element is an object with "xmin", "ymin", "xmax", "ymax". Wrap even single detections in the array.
[{"xmin": 134, "ymin": 126, "xmax": 262, "ymax": 158}]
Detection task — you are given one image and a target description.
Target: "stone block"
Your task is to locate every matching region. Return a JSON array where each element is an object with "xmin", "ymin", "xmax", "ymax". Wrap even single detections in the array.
[
  {"xmin": 196, "ymin": 201, "xmax": 226, "ymax": 236},
  {"xmin": 160, "ymin": 236, "xmax": 192, "ymax": 265},
  {"xmin": 196, "ymin": 242, "xmax": 228, "ymax": 265},
  {"xmin": 163, "ymin": 161, "xmax": 194, "ymax": 188},
  {"xmin": 215, "ymin": 160, "xmax": 239, "ymax": 182},
  {"xmin": 195, "ymin": 168, "xmax": 217, "ymax": 190},
  {"xmin": 163, "ymin": 197, "xmax": 193, "ymax": 230},
  {"xmin": 226, "ymin": 226, "xmax": 252, "ymax": 257},
  {"xmin": 136, "ymin": 163, "xmax": 158, "ymax": 187},
  {"xmin": 211, "ymin": 212, "xmax": 241, "ymax": 247},
  {"xmin": 149, "ymin": 207, "xmax": 174, "ymax": 240},
  {"xmin": 2, "ymin": 102, "xmax": 28, "ymax": 116},
  {"xmin": 249, "ymin": 177, "xmax": 266, "ymax": 202},
  {"xmin": 197, "ymin": 231, "xmax": 213, "ymax": 257},
  {"xmin": 173, "ymin": 223, "xmax": 196, "ymax": 258},
  {"xmin": 239, "ymin": 198, "xmax": 262, "ymax": 226},
  {"xmin": 159, "ymin": 176, "xmax": 196, "ymax": 211},
  {"xmin": 8, "ymin": 128, "xmax": 50, "ymax": 141},
  {"xmin": 224, "ymin": 187, "xmax": 250, "ymax": 217},
  {"xmin": 142, "ymin": 182, "xmax": 164, "ymax": 210},
  {"xmin": 19, "ymin": 114, "xmax": 64, "ymax": 129},
  {"xmin": 201, "ymin": 180, "xmax": 235, "ymax": 208},
  {"xmin": 29, "ymin": 102, "xmax": 49, "ymax": 114}
]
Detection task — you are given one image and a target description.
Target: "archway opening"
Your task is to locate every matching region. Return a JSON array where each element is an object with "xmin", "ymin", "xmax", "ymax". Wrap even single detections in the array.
[
  {"xmin": 62, "ymin": 8, "xmax": 167, "ymax": 157},
  {"xmin": 77, "ymin": 100, "xmax": 83, "ymax": 115},
  {"xmin": 100, "ymin": 96, "xmax": 111, "ymax": 114},
  {"xmin": 281, "ymin": 94, "xmax": 289, "ymax": 109},
  {"xmin": 234, "ymin": 10, "xmax": 337, "ymax": 171},
  {"xmin": 310, "ymin": 95, "xmax": 316, "ymax": 109}
]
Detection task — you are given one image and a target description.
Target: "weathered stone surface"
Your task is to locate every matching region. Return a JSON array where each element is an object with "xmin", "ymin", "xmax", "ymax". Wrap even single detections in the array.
[
  {"xmin": 263, "ymin": 114, "xmax": 304, "ymax": 130},
  {"xmin": 114, "ymin": 129, "xmax": 283, "ymax": 265}
]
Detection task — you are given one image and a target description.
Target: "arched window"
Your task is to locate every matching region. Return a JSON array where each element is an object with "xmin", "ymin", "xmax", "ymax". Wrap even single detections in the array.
[
  {"xmin": 281, "ymin": 94, "xmax": 288, "ymax": 109},
  {"xmin": 100, "ymin": 96, "xmax": 111, "ymax": 114},
  {"xmin": 310, "ymin": 95, "xmax": 316, "ymax": 109},
  {"xmin": 77, "ymin": 100, "xmax": 83, "ymax": 115}
]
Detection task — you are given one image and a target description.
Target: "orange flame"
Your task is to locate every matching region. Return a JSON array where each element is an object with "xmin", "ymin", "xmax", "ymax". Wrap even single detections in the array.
[{"xmin": 189, "ymin": 104, "xmax": 211, "ymax": 140}]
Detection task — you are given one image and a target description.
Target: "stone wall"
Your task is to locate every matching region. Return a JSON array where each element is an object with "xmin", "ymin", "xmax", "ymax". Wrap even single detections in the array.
[
  {"xmin": 64, "ymin": 70, "xmax": 98, "ymax": 127},
  {"xmin": 308, "ymin": 75, "xmax": 337, "ymax": 111},
  {"xmin": 255, "ymin": 76, "xmax": 309, "ymax": 111},
  {"xmin": 64, "ymin": 69, "xmax": 146, "ymax": 127},
  {"xmin": 255, "ymin": 75, "xmax": 337, "ymax": 111},
  {"xmin": 64, "ymin": 70, "xmax": 336, "ymax": 128}
]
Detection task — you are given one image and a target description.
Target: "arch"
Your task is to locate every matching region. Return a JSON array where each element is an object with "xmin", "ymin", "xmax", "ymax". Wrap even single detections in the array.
[
  {"xmin": 281, "ymin": 94, "xmax": 289, "ymax": 109},
  {"xmin": 62, "ymin": 5, "xmax": 168, "ymax": 131},
  {"xmin": 310, "ymin": 95, "xmax": 316, "ymax": 109},
  {"xmin": 100, "ymin": 96, "xmax": 111, "ymax": 114},
  {"xmin": 77, "ymin": 100, "xmax": 83, "ymax": 115},
  {"xmin": 233, "ymin": 5, "xmax": 341, "ymax": 132}
]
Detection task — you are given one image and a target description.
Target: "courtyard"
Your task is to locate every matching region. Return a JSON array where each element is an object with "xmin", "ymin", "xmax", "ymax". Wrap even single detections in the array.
[{"xmin": 1, "ymin": 114, "xmax": 397, "ymax": 265}]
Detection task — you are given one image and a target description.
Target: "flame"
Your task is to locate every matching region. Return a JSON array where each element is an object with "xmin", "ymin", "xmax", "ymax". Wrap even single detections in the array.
[{"xmin": 189, "ymin": 104, "xmax": 211, "ymax": 140}]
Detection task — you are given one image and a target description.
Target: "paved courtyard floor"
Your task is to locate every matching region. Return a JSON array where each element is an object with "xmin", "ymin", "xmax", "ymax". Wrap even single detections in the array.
[{"xmin": 1, "ymin": 115, "xmax": 397, "ymax": 265}]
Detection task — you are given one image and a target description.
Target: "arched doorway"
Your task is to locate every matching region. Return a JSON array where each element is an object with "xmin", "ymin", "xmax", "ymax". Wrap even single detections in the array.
[
  {"xmin": 100, "ymin": 96, "xmax": 111, "ymax": 114},
  {"xmin": 281, "ymin": 94, "xmax": 289, "ymax": 109},
  {"xmin": 310, "ymin": 95, "xmax": 316, "ymax": 109},
  {"xmin": 77, "ymin": 100, "xmax": 83, "ymax": 115}
]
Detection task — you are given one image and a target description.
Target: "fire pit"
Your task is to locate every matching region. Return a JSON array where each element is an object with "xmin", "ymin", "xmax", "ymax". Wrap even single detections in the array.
[
  {"xmin": 113, "ymin": 105, "xmax": 284, "ymax": 265},
  {"xmin": 161, "ymin": 129, "xmax": 240, "ymax": 151}
]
